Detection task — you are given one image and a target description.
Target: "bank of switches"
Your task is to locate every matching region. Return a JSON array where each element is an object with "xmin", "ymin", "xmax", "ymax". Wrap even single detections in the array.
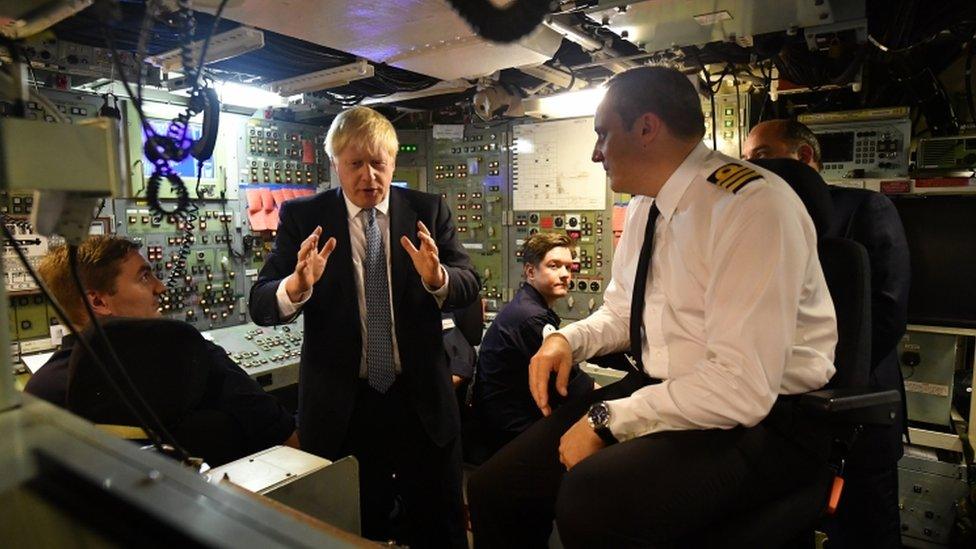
[
  {"xmin": 146, "ymin": 243, "xmax": 237, "ymax": 323},
  {"xmin": 117, "ymin": 200, "xmax": 245, "ymax": 330},
  {"xmin": 227, "ymin": 326, "xmax": 303, "ymax": 369},
  {"xmin": 242, "ymin": 119, "xmax": 329, "ymax": 185}
]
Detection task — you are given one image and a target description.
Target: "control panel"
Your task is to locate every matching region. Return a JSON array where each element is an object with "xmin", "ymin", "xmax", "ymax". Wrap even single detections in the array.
[
  {"xmin": 509, "ymin": 118, "xmax": 616, "ymax": 322},
  {"xmin": 204, "ymin": 322, "xmax": 303, "ymax": 392},
  {"xmin": 898, "ymin": 454, "xmax": 969, "ymax": 546},
  {"xmin": 2, "ymin": 88, "xmax": 116, "ymax": 212},
  {"xmin": 115, "ymin": 199, "xmax": 248, "ymax": 330},
  {"xmin": 393, "ymin": 130, "xmax": 428, "ymax": 190},
  {"xmin": 799, "ymin": 108, "xmax": 911, "ymax": 182},
  {"xmin": 16, "ymin": 88, "xmax": 111, "ymax": 124},
  {"xmin": 236, "ymin": 117, "xmax": 329, "ymax": 286},
  {"xmin": 2, "ymin": 219, "xmax": 59, "ymax": 293},
  {"xmin": 21, "ymin": 37, "xmax": 158, "ymax": 85},
  {"xmin": 8, "ymin": 294, "xmax": 58, "ymax": 345},
  {"xmin": 427, "ymin": 126, "xmax": 509, "ymax": 312},
  {"xmin": 898, "ymin": 330, "xmax": 968, "ymax": 428},
  {"xmin": 916, "ymin": 135, "xmax": 976, "ymax": 174},
  {"xmin": 702, "ymin": 93, "xmax": 749, "ymax": 158},
  {"xmin": 238, "ymin": 118, "xmax": 329, "ymax": 187},
  {"xmin": 510, "ymin": 196, "xmax": 616, "ymax": 322}
]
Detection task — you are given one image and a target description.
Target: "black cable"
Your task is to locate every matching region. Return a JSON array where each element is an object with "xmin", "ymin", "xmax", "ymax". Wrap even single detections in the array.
[
  {"xmin": 758, "ymin": 62, "xmax": 773, "ymax": 123},
  {"xmin": 94, "ymin": 198, "xmax": 107, "ymax": 220},
  {"xmin": 709, "ymin": 90, "xmax": 717, "ymax": 149},
  {"xmin": 1, "ymin": 222, "xmax": 187, "ymax": 460},
  {"xmin": 134, "ymin": 3, "xmax": 157, "ymax": 107},
  {"xmin": 731, "ymin": 64, "xmax": 742, "ymax": 156},
  {"xmin": 194, "ymin": 160, "xmax": 205, "ymax": 201},
  {"xmin": 218, "ymin": 190, "xmax": 244, "ymax": 261},
  {"xmin": 163, "ymin": 205, "xmax": 198, "ymax": 294},
  {"xmin": 966, "ymin": 38, "xmax": 976, "ymax": 125},
  {"xmin": 181, "ymin": 0, "xmax": 229, "ymax": 108},
  {"xmin": 692, "ymin": 49, "xmax": 718, "ymax": 149},
  {"xmin": 101, "ymin": 26, "xmax": 153, "ymax": 135}
]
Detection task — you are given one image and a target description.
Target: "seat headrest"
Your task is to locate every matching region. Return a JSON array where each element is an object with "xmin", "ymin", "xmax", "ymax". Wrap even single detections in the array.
[
  {"xmin": 750, "ymin": 158, "xmax": 834, "ymax": 239},
  {"xmin": 66, "ymin": 318, "xmax": 212, "ymax": 426}
]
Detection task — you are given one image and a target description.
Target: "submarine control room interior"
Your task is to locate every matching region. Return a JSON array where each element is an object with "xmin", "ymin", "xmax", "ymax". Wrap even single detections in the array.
[{"xmin": 2, "ymin": 1, "xmax": 976, "ymax": 548}]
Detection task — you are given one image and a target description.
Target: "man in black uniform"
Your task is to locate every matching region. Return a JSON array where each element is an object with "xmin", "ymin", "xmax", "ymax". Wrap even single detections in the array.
[
  {"xmin": 473, "ymin": 233, "xmax": 593, "ymax": 450},
  {"xmin": 24, "ymin": 236, "xmax": 298, "ymax": 456},
  {"xmin": 745, "ymin": 119, "xmax": 911, "ymax": 548}
]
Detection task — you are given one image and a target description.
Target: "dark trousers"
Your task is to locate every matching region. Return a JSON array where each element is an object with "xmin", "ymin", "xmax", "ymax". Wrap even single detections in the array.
[
  {"xmin": 468, "ymin": 372, "xmax": 832, "ymax": 548},
  {"xmin": 824, "ymin": 465, "xmax": 902, "ymax": 548},
  {"xmin": 339, "ymin": 379, "xmax": 466, "ymax": 548}
]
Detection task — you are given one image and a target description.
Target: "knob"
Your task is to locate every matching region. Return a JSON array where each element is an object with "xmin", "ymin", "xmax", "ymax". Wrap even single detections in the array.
[{"xmin": 900, "ymin": 351, "xmax": 921, "ymax": 367}]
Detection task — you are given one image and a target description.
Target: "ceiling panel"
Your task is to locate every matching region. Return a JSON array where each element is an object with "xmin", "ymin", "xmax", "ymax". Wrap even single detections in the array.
[
  {"xmin": 211, "ymin": 0, "xmax": 562, "ymax": 80},
  {"xmin": 589, "ymin": 0, "xmax": 866, "ymax": 53}
]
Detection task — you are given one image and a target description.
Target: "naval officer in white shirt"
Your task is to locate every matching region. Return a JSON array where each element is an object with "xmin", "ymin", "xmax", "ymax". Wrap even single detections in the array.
[{"xmin": 468, "ymin": 65, "xmax": 838, "ymax": 548}]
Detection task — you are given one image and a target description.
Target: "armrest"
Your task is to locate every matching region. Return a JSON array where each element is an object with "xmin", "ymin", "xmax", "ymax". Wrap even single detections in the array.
[{"xmin": 798, "ymin": 387, "xmax": 901, "ymax": 425}]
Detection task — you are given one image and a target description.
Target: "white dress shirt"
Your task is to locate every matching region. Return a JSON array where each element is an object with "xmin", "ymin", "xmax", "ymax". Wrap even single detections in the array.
[
  {"xmin": 559, "ymin": 143, "xmax": 837, "ymax": 442},
  {"xmin": 276, "ymin": 189, "xmax": 450, "ymax": 376}
]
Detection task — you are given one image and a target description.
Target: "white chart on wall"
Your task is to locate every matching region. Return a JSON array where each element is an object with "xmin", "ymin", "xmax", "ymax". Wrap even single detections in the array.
[{"xmin": 512, "ymin": 117, "xmax": 607, "ymax": 211}]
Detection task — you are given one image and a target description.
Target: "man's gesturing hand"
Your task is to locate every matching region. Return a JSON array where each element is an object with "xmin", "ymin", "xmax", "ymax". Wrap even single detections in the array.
[
  {"xmin": 400, "ymin": 221, "xmax": 446, "ymax": 289},
  {"xmin": 285, "ymin": 226, "xmax": 336, "ymax": 302}
]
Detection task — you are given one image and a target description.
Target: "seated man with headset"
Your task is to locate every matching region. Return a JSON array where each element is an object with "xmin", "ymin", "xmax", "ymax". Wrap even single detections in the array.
[{"xmin": 25, "ymin": 235, "xmax": 297, "ymax": 461}]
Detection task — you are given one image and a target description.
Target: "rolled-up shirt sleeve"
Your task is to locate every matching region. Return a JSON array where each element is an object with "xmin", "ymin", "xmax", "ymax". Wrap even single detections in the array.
[{"xmin": 605, "ymin": 194, "xmax": 819, "ymax": 441}]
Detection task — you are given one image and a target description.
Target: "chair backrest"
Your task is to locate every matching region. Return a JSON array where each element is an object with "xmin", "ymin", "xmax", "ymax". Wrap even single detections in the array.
[
  {"xmin": 751, "ymin": 157, "xmax": 834, "ymax": 239},
  {"xmin": 818, "ymin": 237, "xmax": 872, "ymax": 388},
  {"xmin": 66, "ymin": 317, "xmax": 247, "ymax": 465}
]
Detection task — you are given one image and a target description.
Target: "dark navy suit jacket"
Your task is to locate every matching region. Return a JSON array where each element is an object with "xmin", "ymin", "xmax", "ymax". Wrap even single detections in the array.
[
  {"xmin": 248, "ymin": 187, "xmax": 479, "ymax": 458},
  {"xmin": 827, "ymin": 186, "xmax": 910, "ymax": 468},
  {"xmin": 474, "ymin": 284, "xmax": 593, "ymax": 436}
]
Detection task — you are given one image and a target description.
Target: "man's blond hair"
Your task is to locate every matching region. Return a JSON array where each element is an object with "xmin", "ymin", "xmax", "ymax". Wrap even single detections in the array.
[
  {"xmin": 325, "ymin": 106, "xmax": 398, "ymax": 159},
  {"xmin": 37, "ymin": 236, "xmax": 142, "ymax": 327}
]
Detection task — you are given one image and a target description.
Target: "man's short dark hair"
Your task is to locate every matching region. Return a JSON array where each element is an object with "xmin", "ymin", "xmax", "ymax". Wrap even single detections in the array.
[
  {"xmin": 521, "ymin": 233, "xmax": 573, "ymax": 267},
  {"xmin": 604, "ymin": 65, "xmax": 706, "ymax": 140},
  {"xmin": 778, "ymin": 119, "xmax": 823, "ymax": 168},
  {"xmin": 38, "ymin": 235, "xmax": 142, "ymax": 326}
]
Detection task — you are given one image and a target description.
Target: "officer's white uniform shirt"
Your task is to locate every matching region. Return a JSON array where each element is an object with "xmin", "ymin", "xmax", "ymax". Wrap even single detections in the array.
[{"xmin": 559, "ymin": 142, "xmax": 838, "ymax": 442}]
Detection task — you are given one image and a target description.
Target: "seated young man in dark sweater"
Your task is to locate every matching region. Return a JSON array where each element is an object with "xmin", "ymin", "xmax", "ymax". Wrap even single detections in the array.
[
  {"xmin": 24, "ymin": 235, "xmax": 298, "ymax": 454},
  {"xmin": 473, "ymin": 233, "xmax": 593, "ymax": 449}
]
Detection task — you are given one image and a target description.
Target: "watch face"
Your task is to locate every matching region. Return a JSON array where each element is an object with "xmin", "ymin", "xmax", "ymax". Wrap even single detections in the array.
[{"xmin": 589, "ymin": 402, "xmax": 611, "ymax": 429}]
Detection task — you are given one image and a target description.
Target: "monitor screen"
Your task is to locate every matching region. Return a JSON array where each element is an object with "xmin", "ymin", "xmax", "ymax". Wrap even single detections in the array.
[
  {"xmin": 891, "ymin": 195, "xmax": 976, "ymax": 328},
  {"xmin": 818, "ymin": 131, "xmax": 855, "ymax": 163},
  {"xmin": 142, "ymin": 119, "xmax": 215, "ymax": 180},
  {"xmin": 391, "ymin": 181, "xmax": 409, "ymax": 188}
]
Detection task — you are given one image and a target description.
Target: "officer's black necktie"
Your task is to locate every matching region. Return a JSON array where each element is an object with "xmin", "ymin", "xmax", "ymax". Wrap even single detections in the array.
[{"xmin": 629, "ymin": 202, "xmax": 660, "ymax": 373}]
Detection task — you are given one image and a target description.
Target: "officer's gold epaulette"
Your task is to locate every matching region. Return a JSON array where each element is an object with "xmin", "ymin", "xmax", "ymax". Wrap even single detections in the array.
[{"xmin": 706, "ymin": 163, "xmax": 762, "ymax": 194}]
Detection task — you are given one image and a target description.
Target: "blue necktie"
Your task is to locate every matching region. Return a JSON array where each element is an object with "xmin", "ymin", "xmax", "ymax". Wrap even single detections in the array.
[{"xmin": 364, "ymin": 208, "xmax": 395, "ymax": 393}]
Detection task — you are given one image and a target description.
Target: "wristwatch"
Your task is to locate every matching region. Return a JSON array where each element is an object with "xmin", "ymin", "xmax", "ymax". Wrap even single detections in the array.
[{"xmin": 586, "ymin": 401, "xmax": 618, "ymax": 445}]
